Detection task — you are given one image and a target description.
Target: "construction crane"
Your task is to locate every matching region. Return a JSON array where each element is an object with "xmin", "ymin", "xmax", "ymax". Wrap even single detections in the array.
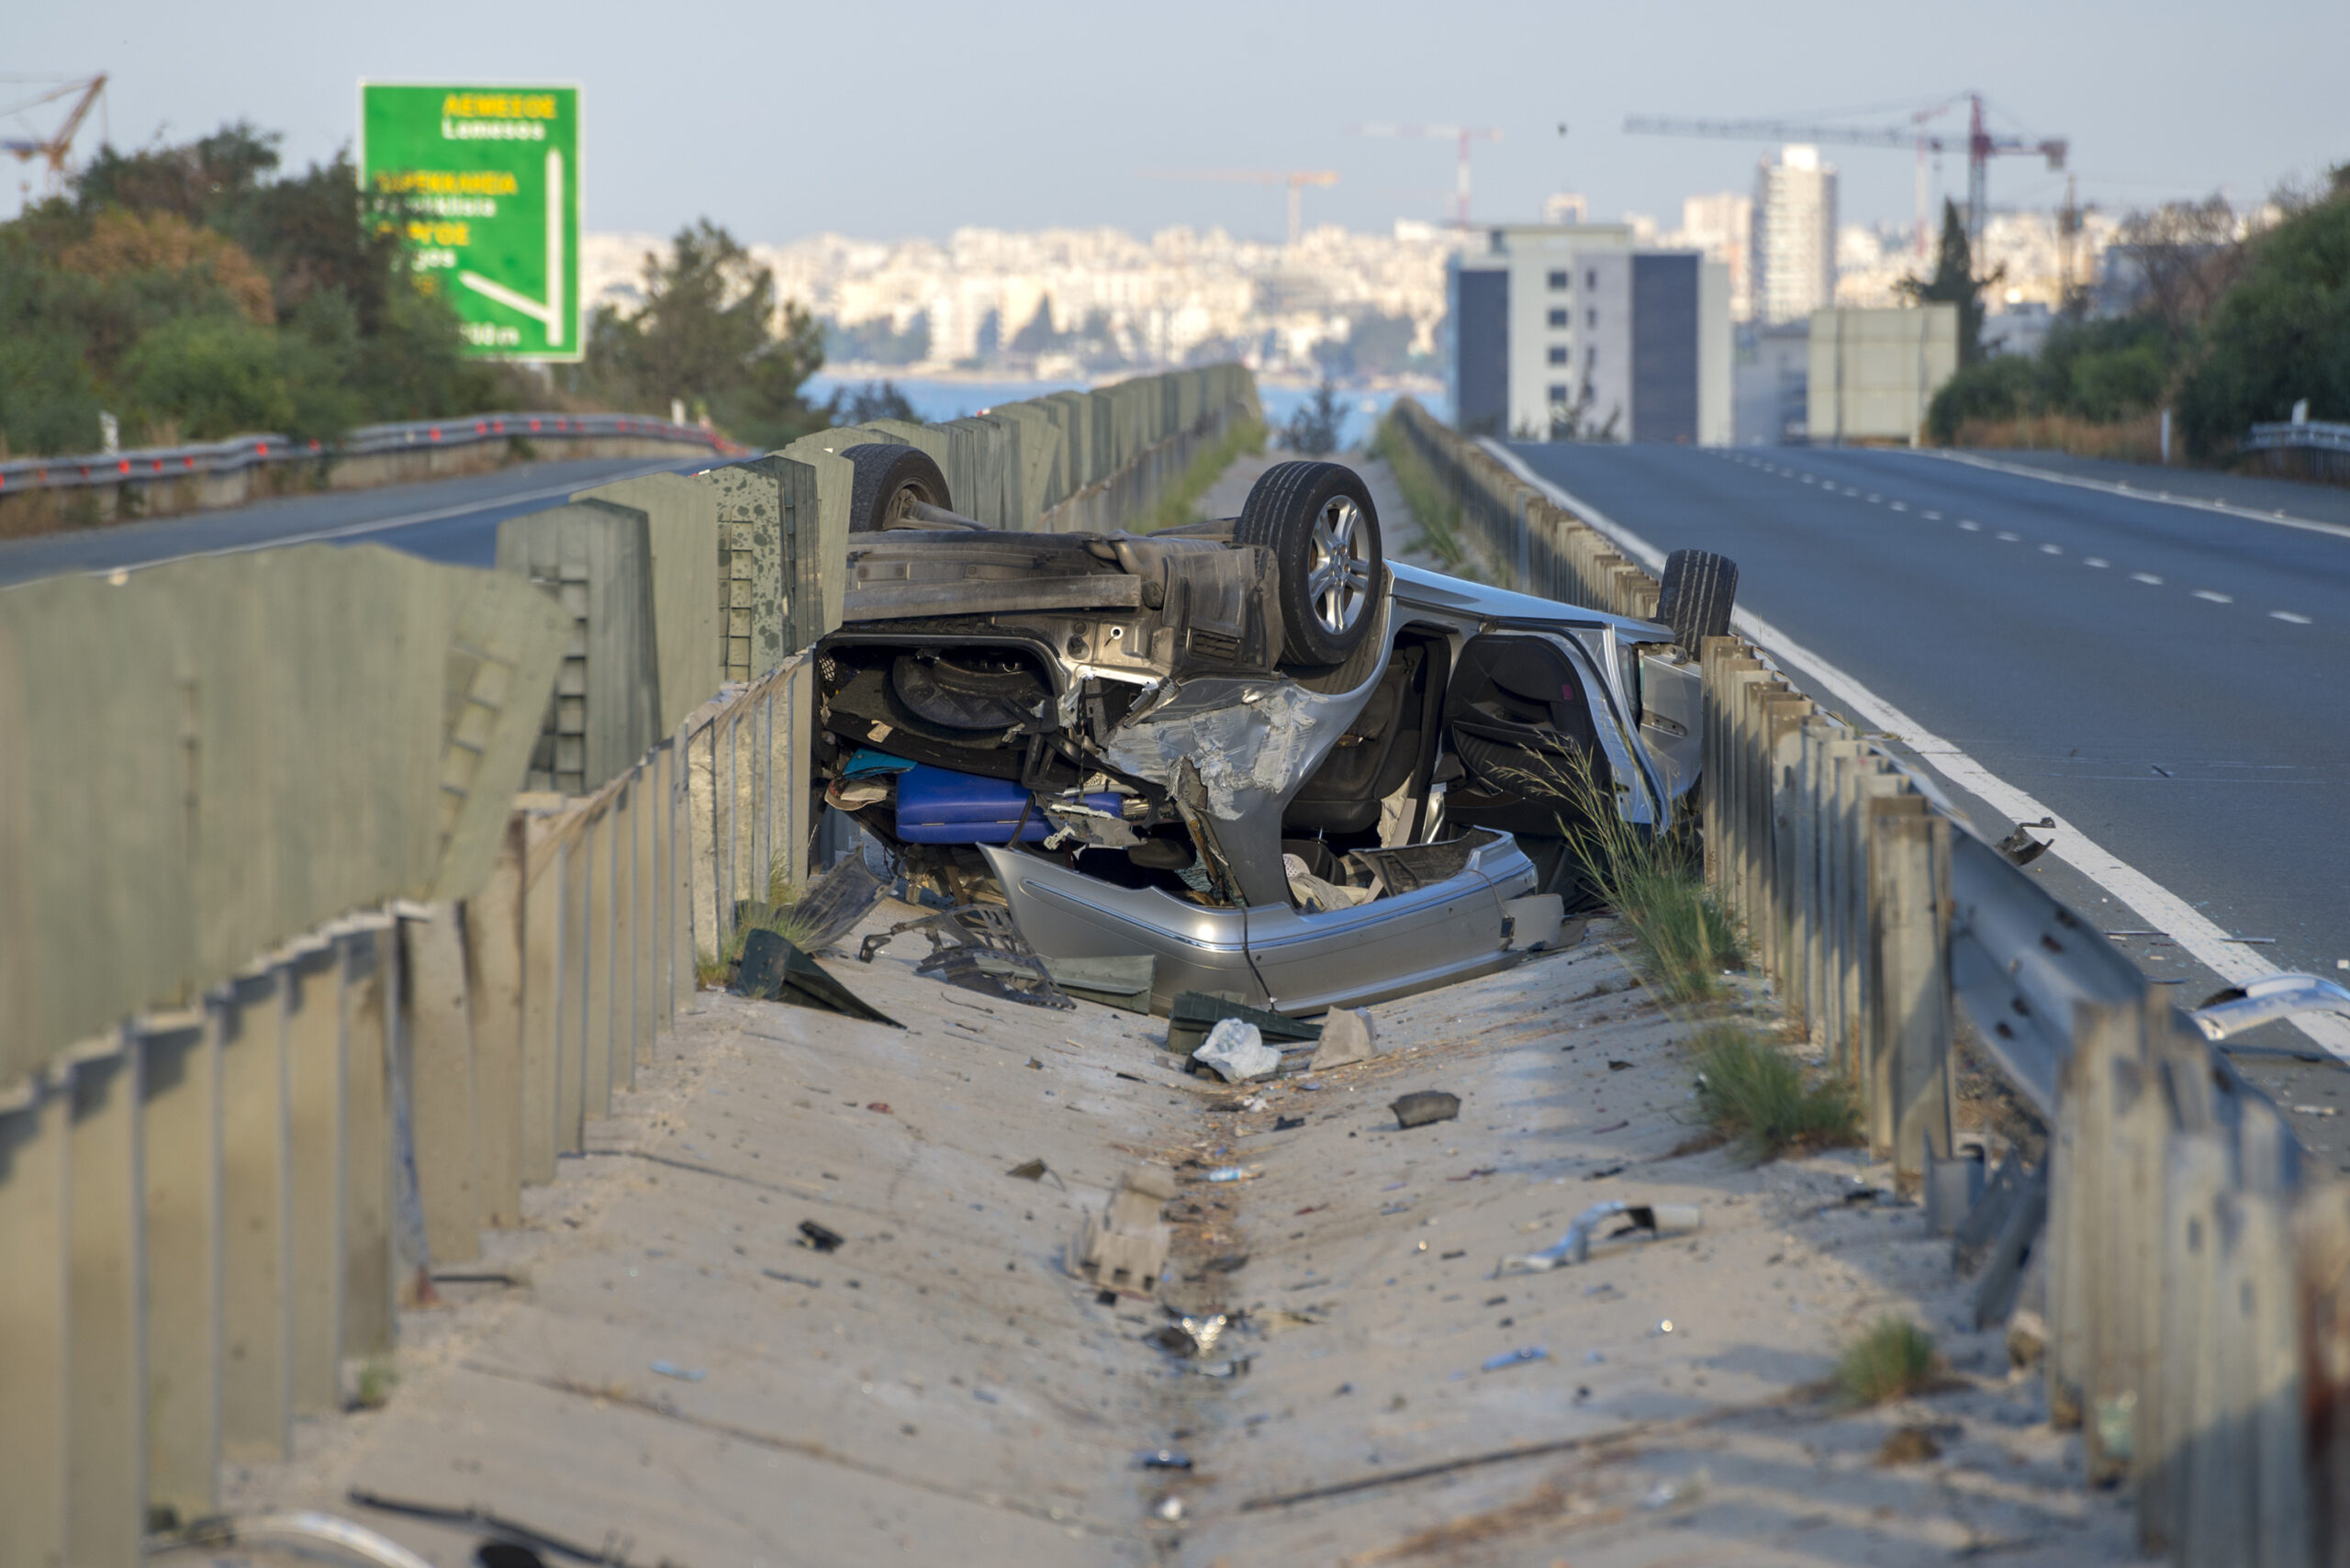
[
  {"xmin": 2, "ymin": 74, "xmax": 107, "ymax": 196},
  {"xmin": 1142, "ymin": 168, "xmax": 1338, "ymax": 246},
  {"xmin": 1623, "ymin": 93, "xmax": 2065, "ymax": 251},
  {"xmin": 1350, "ymin": 124, "xmax": 1503, "ymax": 227}
]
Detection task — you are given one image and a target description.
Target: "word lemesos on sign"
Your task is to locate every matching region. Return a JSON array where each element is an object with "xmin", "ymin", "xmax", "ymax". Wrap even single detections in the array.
[{"xmin": 359, "ymin": 84, "xmax": 580, "ymax": 361}]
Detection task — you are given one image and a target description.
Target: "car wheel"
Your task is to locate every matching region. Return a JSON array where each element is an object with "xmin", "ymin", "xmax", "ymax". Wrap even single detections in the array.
[
  {"xmin": 1657, "ymin": 548, "xmax": 1738, "ymax": 654},
  {"xmin": 844, "ymin": 443, "xmax": 953, "ymax": 533},
  {"xmin": 1236, "ymin": 460, "xmax": 1384, "ymax": 666}
]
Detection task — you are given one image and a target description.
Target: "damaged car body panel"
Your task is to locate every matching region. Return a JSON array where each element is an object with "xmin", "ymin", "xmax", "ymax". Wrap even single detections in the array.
[{"xmin": 813, "ymin": 459, "xmax": 1736, "ymax": 1018}]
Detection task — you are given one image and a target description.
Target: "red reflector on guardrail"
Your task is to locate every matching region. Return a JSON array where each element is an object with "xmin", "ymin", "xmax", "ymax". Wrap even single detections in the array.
[
  {"xmin": 255, "ymin": 442, "xmax": 267, "ymax": 456},
  {"xmin": 430, "ymin": 428, "xmax": 442, "ymax": 442}
]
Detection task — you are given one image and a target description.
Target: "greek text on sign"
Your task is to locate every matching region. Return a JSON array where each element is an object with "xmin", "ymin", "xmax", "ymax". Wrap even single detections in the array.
[{"xmin": 359, "ymin": 83, "xmax": 580, "ymax": 361}]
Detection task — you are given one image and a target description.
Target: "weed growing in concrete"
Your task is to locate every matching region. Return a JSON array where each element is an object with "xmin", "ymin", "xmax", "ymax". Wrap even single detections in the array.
[
  {"xmin": 1692, "ymin": 1025, "xmax": 1860, "ymax": 1161},
  {"xmin": 1836, "ymin": 1316, "xmax": 1942, "ymax": 1406},
  {"xmin": 1502, "ymin": 750, "xmax": 1743, "ymax": 1003},
  {"xmin": 696, "ymin": 853, "xmax": 822, "ymax": 989},
  {"xmin": 353, "ymin": 1356, "xmax": 399, "ymax": 1410}
]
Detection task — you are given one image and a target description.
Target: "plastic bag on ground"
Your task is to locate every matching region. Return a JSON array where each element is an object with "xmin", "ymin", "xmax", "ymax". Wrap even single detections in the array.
[{"xmin": 1193, "ymin": 1018, "xmax": 1281, "ymax": 1082}]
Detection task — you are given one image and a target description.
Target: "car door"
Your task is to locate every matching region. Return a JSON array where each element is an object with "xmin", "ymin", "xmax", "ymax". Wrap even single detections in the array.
[{"xmin": 1439, "ymin": 631, "xmax": 1660, "ymax": 835}]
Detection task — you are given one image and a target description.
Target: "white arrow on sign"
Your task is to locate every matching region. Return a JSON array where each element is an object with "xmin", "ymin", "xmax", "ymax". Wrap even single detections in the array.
[{"xmin": 459, "ymin": 147, "xmax": 566, "ymax": 347}]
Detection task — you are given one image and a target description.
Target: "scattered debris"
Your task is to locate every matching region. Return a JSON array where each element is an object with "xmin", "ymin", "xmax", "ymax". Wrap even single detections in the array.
[
  {"xmin": 1583, "ymin": 1164, "xmax": 1626, "ymax": 1181},
  {"xmin": 1257, "ymin": 1308, "xmax": 1322, "ymax": 1333},
  {"xmin": 761, "ymin": 1269, "xmax": 822, "ymax": 1288},
  {"xmin": 1306, "ymin": 1007, "xmax": 1380, "ymax": 1070},
  {"xmin": 1482, "ymin": 1346, "xmax": 1550, "ymax": 1372},
  {"xmin": 1606, "ymin": 1059, "xmax": 1632, "ymax": 1071},
  {"xmin": 1446, "ymin": 1167, "xmax": 1497, "ymax": 1182},
  {"xmin": 346, "ymin": 1492, "xmax": 614, "ymax": 1568},
  {"xmin": 162, "ymin": 1510, "xmax": 437, "ymax": 1568},
  {"xmin": 1642, "ymin": 1470, "xmax": 1707, "ymax": 1509},
  {"xmin": 866, "ymin": 1102, "xmax": 891, "ymax": 1114},
  {"xmin": 1004, "ymin": 1158, "xmax": 1066, "ymax": 1188},
  {"xmin": 1136, "ymin": 1449, "xmax": 1193, "ymax": 1470},
  {"xmin": 1390, "ymin": 1091, "xmax": 1460, "ymax": 1129},
  {"xmin": 1273, "ymin": 1114, "xmax": 1305, "ymax": 1131},
  {"xmin": 1877, "ymin": 1424, "xmax": 1945, "ymax": 1466},
  {"xmin": 798, "ymin": 1220, "xmax": 845, "ymax": 1253},
  {"xmin": 1069, "ymin": 1164, "xmax": 1178, "ymax": 1297},
  {"xmin": 1156, "ymin": 1497, "xmax": 1185, "ymax": 1522},
  {"xmin": 2007, "ymin": 1309, "xmax": 2049, "ymax": 1371},
  {"xmin": 1203, "ymin": 1166, "xmax": 1259, "ymax": 1182},
  {"xmin": 1040, "ymin": 953, "xmax": 1156, "ymax": 1013},
  {"xmin": 1498, "ymin": 1201, "xmax": 1703, "ymax": 1273},
  {"xmin": 1203, "ymin": 1253, "xmax": 1250, "ymax": 1273},
  {"xmin": 789, "ymin": 854, "xmax": 886, "ymax": 953},
  {"xmin": 1997, "ymin": 818, "xmax": 2054, "ymax": 866},
  {"xmin": 1167, "ymin": 991, "xmax": 1320, "ymax": 1057},
  {"xmin": 733, "ymin": 929, "xmax": 903, "ymax": 1026},
  {"xmin": 862, "ymin": 906, "xmax": 1075, "ymax": 1009},
  {"xmin": 1146, "ymin": 1314, "xmax": 1229, "ymax": 1357},
  {"xmin": 1194, "ymin": 1018, "xmax": 1281, "ymax": 1082},
  {"xmin": 648, "ymin": 1361, "xmax": 706, "ymax": 1383}
]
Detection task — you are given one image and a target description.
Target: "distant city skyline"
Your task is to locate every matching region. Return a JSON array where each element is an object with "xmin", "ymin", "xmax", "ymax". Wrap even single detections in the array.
[{"xmin": 11, "ymin": 0, "xmax": 2344, "ymax": 243}]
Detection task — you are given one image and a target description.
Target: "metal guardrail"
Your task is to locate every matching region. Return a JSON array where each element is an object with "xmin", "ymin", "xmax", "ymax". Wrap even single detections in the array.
[
  {"xmin": 1384, "ymin": 398, "xmax": 2349, "ymax": 1566},
  {"xmin": 2244, "ymin": 418, "xmax": 2350, "ymax": 454},
  {"xmin": 0, "ymin": 412, "xmax": 741, "ymax": 495}
]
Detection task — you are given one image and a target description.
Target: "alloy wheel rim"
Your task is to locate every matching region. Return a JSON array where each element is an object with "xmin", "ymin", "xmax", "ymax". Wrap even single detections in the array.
[{"xmin": 1305, "ymin": 496, "xmax": 1373, "ymax": 635}]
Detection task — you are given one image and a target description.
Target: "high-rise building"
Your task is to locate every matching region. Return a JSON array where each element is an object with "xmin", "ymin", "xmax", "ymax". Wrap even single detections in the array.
[
  {"xmin": 1751, "ymin": 145, "xmax": 1837, "ymax": 325},
  {"xmin": 1674, "ymin": 193, "xmax": 1754, "ymax": 323},
  {"xmin": 1446, "ymin": 222, "xmax": 1731, "ymax": 444}
]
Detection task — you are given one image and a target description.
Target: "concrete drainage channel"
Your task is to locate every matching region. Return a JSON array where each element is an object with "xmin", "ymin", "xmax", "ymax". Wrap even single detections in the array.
[{"xmin": 210, "ymin": 910, "xmax": 2128, "ymax": 1565}]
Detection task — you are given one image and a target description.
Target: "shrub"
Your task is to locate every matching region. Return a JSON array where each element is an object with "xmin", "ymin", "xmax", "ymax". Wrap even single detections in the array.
[
  {"xmin": 1837, "ymin": 1317, "xmax": 1942, "ymax": 1406},
  {"xmin": 1692, "ymin": 1025, "xmax": 1859, "ymax": 1161}
]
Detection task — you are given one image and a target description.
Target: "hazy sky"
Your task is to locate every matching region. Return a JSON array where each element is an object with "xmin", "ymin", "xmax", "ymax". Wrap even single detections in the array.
[{"xmin": 11, "ymin": 1, "xmax": 2345, "ymax": 244}]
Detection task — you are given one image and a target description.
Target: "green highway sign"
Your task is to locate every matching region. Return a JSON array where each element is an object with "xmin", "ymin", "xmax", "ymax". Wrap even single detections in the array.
[{"xmin": 359, "ymin": 84, "xmax": 580, "ymax": 361}]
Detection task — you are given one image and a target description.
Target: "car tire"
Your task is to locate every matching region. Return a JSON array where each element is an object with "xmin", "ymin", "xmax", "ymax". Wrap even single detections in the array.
[
  {"xmin": 844, "ymin": 443, "xmax": 953, "ymax": 533},
  {"xmin": 1657, "ymin": 548, "xmax": 1738, "ymax": 654},
  {"xmin": 1236, "ymin": 460, "xmax": 1384, "ymax": 666}
]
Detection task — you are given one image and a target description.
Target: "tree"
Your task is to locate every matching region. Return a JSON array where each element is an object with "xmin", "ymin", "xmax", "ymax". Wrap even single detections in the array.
[
  {"xmin": 828, "ymin": 381, "xmax": 920, "ymax": 425},
  {"xmin": 2113, "ymin": 197, "xmax": 2249, "ymax": 342},
  {"xmin": 1898, "ymin": 200, "xmax": 2002, "ymax": 366},
  {"xmin": 1284, "ymin": 380, "xmax": 1345, "ymax": 455},
  {"xmin": 583, "ymin": 219, "xmax": 826, "ymax": 450},
  {"xmin": 2176, "ymin": 187, "xmax": 2350, "ymax": 457}
]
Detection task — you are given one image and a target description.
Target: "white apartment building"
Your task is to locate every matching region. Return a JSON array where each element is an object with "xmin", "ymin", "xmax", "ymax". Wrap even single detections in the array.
[
  {"xmin": 1752, "ymin": 145, "xmax": 1838, "ymax": 325},
  {"xmin": 1447, "ymin": 223, "xmax": 1731, "ymax": 444}
]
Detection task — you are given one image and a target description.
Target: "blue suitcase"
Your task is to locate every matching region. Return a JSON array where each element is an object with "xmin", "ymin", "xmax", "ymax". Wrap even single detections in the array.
[{"xmin": 893, "ymin": 765, "xmax": 1124, "ymax": 845}]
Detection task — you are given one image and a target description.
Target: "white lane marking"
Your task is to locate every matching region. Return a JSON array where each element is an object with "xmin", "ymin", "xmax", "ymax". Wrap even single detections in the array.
[
  {"xmin": 2193, "ymin": 589, "xmax": 2234, "ymax": 603},
  {"xmin": 1867, "ymin": 492, "xmax": 1884, "ymax": 502},
  {"xmin": 1479, "ymin": 438, "xmax": 2350, "ymax": 1056},
  {"xmin": 1996, "ymin": 531, "xmax": 2021, "ymax": 542},
  {"xmin": 2272, "ymin": 610, "xmax": 2314, "ymax": 624},
  {"xmin": 2131, "ymin": 572, "xmax": 2165, "ymax": 585},
  {"xmin": 1889, "ymin": 500, "xmax": 1908, "ymax": 511},
  {"xmin": 1922, "ymin": 510, "xmax": 1942, "ymax": 521},
  {"xmin": 2086, "ymin": 557, "xmax": 2110, "ymax": 567},
  {"xmin": 1959, "ymin": 521, "xmax": 1982, "ymax": 532},
  {"xmin": 97, "ymin": 461, "xmax": 685, "ymax": 576},
  {"xmin": 1801, "ymin": 475, "xmax": 1818, "ymax": 485},
  {"xmin": 1907, "ymin": 448, "xmax": 2350, "ymax": 543},
  {"xmin": 2039, "ymin": 543, "xmax": 2064, "ymax": 554}
]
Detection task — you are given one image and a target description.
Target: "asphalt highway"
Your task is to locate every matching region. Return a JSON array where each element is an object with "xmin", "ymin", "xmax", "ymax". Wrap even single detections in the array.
[
  {"xmin": 0, "ymin": 454, "xmax": 699, "ymax": 587},
  {"xmin": 1510, "ymin": 440, "xmax": 2350, "ymax": 991}
]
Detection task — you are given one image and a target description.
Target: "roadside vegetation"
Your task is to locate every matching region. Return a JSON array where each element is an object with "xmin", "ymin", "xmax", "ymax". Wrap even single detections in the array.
[
  {"xmin": 0, "ymin": 120, "xmax": 839, "ymax": 461},
  {"xmin": 1368, "ymin": 408, "xmax": 1467, "ymax": 568},
  {"xmin": 1924, "ymin": 166, "xmax": 2350, "ymax": 464},
  {"xmin": 0, "ymin": 122, "xmax": 525, "ymax": 456},
  {"xmin": 1144, "ymin": 415, "xmax": 1268, "ymax": 532},
  {"xmin": 1692, "ymin": 1024, "xmax": 1860, "ymax": 1161},
  {"xmin": 693, "ymin": 854, "xmax": 820, "ymax": 989},
  {"xmin": 1836, "ymin": 1316, "xmax": 1946, "ymax": 1406},
  {"xmin": 1536, "ymin": 752, "xmax": 1743, "ymax": 1006}
]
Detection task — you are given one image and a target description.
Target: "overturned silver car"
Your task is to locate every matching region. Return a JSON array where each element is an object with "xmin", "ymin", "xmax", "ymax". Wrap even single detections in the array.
[{"xmin": 814, "ymin": 446, "xmax": 1738, "ymax": 1014}]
